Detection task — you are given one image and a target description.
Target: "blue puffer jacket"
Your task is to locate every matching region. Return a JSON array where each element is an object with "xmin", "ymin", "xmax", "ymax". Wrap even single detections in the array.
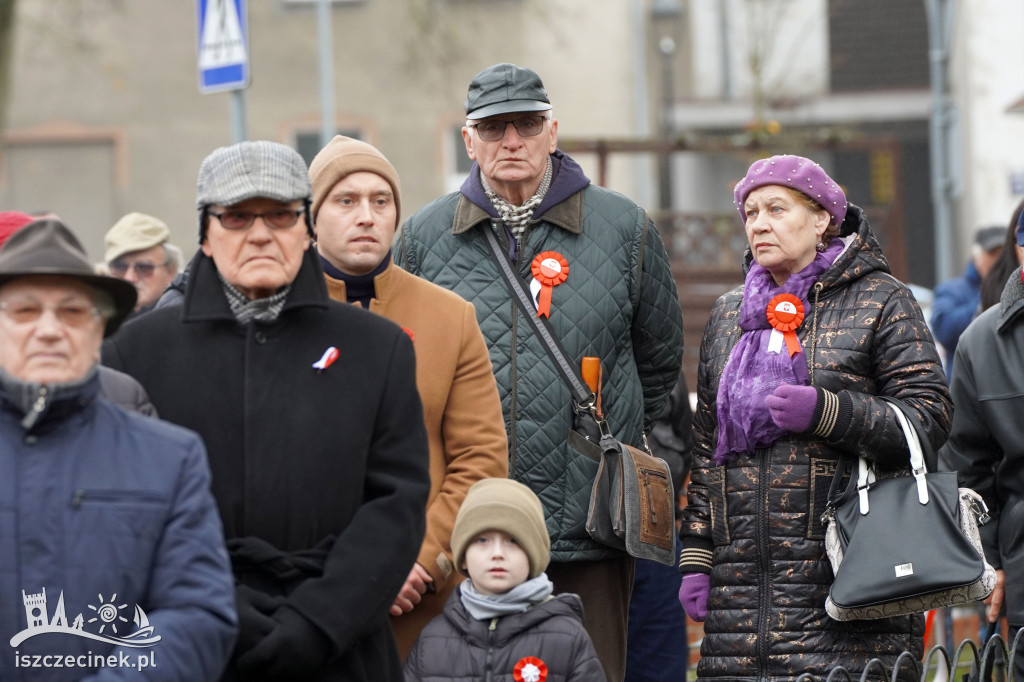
[
  {"xmin": 0, "ymin": 372, "xmax": 237, "ymax": 681},
  {"xmin": 397, "ymin": 151, "xmax": 683, "ymax": 561}
]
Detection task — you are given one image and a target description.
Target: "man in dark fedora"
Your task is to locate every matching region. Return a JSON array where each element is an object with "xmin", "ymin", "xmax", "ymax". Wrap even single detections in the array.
[
  {"xmin": 397, "ymin": 63, "xmax": 683, "ymax": 681},
  {"xmin": 104, "ymin": 140, "xmax": 430, "ymax": 681},
  {"xmin": 0, "ymin": 219, "xmax": 237, "ymax": 681}
]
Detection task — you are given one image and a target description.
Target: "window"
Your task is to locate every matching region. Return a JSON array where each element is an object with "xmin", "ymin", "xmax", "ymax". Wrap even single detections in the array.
[{"xmin": 294, "ymin": 129, "xmax": 362, "ymax": 167}]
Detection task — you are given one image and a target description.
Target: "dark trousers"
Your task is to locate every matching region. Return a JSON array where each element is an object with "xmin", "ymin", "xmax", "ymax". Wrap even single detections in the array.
[
  {"xmin": 548, "ymin": 556, "xmax": 635, "ymax": 682},
  {"xmin": 624, "ymin": 557, "xmax": 688, "ymax": 682}
]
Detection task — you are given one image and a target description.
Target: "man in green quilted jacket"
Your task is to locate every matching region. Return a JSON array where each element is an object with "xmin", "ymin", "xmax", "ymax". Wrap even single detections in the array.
[{"xmin": 396, "ymin": 62, "xmax": 683, "ymax": 682}]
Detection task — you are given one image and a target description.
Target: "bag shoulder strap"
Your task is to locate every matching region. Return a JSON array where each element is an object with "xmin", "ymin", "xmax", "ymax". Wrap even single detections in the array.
[{"xmin": 481, "ymin": 224, "xmax": 593, "ymax": 407}]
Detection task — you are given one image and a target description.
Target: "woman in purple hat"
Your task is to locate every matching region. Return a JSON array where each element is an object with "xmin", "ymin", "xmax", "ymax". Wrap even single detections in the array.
[{"xmin": 677, "ymin": 155, "xmax": 951, "ymax": 680}]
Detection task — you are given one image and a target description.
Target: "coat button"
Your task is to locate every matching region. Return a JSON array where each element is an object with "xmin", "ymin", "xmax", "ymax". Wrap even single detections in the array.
[
  {"xmin": 515, "ymin": 413, "xmax": 523, "ymax": 421},
  {"xmin": 25, "ymin": 435, "xmax": 37, "ymax": 445},
  {"xmin": 254, "ymin": 331, "xmax": 267, "ymax": 344}
]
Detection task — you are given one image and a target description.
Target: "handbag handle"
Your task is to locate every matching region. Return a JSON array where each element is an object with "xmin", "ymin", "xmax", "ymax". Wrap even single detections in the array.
[{"xmin": 825, "ymin": 397, "xmax": 931, "ymax": 515}]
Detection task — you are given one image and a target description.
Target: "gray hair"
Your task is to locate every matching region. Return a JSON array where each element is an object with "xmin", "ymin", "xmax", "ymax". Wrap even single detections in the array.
[{"xmin": 162, "ymin": 242, "xmax": 182, "ymax": 274}]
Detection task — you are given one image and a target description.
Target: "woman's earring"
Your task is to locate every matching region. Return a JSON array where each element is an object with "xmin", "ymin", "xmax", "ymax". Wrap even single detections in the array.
[{"xmin": 816, "ymin": 240, "xmax": 826, "ymax": 252}]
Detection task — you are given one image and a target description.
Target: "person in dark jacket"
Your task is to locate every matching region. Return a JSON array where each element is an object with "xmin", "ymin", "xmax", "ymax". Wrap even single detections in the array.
[
  {"xmin": 103, "ymin": 141, "xmax": 431, "ymax": 681},
  {"xmin": 0, "ymin": 219, "xmax": 236, "ymax": 681},
  {"xmin": 939, "ymin": 207, "xmax": 1024, "ymax": 680},
  {"xmin": 397, "ymin": 63, "xmax": 683, "ymax": 681},
  {"xmin": 678, "ymin": 155, "xmax": 951, "ymax": 681},
  {"xmin": 404, "ymin": 478, "xmax": 605, "ymax": 681}
]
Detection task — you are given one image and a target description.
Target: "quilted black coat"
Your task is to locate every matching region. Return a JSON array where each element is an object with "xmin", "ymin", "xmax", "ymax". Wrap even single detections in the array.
[
  {"xmin": 679, "ymin": 204, "xmax": 952, "ymax": 681},
  {"xmin": 397, "ymin": 151, "xmax": 683, "ymax": 561}
]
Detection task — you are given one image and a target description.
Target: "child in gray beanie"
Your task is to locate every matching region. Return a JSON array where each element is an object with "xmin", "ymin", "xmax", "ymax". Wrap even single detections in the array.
[{"xmin": 404, "ymin": 478, "xmax": 605, "ymax": 681}]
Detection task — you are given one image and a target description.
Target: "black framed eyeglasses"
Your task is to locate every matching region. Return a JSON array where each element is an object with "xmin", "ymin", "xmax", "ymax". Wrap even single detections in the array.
[
  {"xmin": 208, "ymin": 208, "xmax": 305, "ymax": 231},
  {"xmin": 108, "ymin": 260, "xmax": 168, "ymax": 278},
  {"xmin": 467, "ymin": 115, "xmax": 549, "ymax": 142},
  {"xmin": 0, "ymin": 301, "xmax": 101, "ymax": 328}
]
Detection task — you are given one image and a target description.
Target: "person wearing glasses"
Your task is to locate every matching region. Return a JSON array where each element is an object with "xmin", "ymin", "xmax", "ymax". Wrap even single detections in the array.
[
  {"xmin": 397, "ymin": 63, "xmax": 683, "ymax": 682},
  {"xmin": 104, "ymin": 212, "xmax": 181, "ymax": 319},
  {"xmin": 103, "ymin": 140, "xmax": 430, "ymax": 681},
  {"xmin": 0, "ymin": 218, "xmax": 236, "ymax": 681}
]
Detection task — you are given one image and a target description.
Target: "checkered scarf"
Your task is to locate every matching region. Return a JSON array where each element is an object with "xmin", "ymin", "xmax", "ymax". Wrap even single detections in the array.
[
  {"xmin": 481, "ymin": 157, "xmax": 553, "ymax": 244},
  {"xmin": 217, "ymin": 271, "xmax": 290, "ymax": 324}
]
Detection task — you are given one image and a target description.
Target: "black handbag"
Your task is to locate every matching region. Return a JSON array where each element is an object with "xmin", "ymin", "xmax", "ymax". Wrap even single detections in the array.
[
  {"xmin": 481, "ymin": 225, "xmax": 676, "ymax": 565},
  {"xmin": 821, "ymin": 398, "xmax": 996, "ymax": 620}
]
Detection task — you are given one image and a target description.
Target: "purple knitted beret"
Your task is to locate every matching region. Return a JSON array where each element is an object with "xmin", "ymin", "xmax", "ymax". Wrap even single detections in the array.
[{"xmin": 733, "ymin": 155, "xmax": 847, "ymax": 227}]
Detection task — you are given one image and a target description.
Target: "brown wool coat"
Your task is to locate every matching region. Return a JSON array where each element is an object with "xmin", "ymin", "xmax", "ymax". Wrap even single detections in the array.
[{"xmin": 324, "ymin": 260, "xmax": 508, "ymax": 657}]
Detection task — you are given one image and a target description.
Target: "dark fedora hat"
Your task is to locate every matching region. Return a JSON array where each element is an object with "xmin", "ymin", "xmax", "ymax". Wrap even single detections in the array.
[{"xmin": 0, "ymin": 219, "xmax": 137, "ymax": 336}]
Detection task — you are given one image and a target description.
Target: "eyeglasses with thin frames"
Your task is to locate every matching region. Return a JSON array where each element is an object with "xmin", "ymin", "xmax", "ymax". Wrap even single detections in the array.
[
  {"xmin": 0, "ymin": 301, "xmax": 101, "ymax": 328},
  {"xmin": 466, "ymin": 115, "xmax": 549, "ymax": 142},
  {"xmin": 208, "ymin": 208, "xmax": 305, "ymax": 231},
  {"xmin": 108, "ymin": 260, "xmax": 168, "ymax": 278}
]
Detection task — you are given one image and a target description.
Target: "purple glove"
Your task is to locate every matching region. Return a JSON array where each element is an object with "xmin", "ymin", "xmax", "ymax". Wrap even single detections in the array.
[
  {"xmin": 678, "ymin": 573, "xmax": 710, "ymax": 622},
  {"xmin": 766, "ymin": 383, "xmax": 818, "ymax": 433}
]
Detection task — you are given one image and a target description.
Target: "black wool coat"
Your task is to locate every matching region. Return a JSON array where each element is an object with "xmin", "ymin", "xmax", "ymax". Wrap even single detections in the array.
[{"xmin": 103, "ymin": 249, "xmax": 430, "ymax": 681}]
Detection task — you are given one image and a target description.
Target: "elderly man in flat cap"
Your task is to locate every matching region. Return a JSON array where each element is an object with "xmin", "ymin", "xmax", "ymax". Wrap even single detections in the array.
[
  {"xmin": 0, "ymin": 219, "xmax": 236, "ymax": 681},
  {"xmin": 104, "ymin": 212, "xmax": 182, "ymax": 319},
  {"xmin": 104, "ymin": 140, "xmax": 430, "ymax": 682},
  {"xmin": 397, "ymin": 62, "xmax": 683, "ymax": 681}
]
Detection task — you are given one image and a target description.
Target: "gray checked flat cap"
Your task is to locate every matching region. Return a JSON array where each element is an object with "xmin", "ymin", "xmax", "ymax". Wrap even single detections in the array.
[{"xmin": 196, "ymin": 140, "xmax": 312, "ymax": 208}]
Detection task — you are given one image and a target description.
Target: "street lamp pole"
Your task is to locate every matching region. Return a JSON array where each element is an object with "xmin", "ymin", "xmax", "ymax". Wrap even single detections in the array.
[
  {"xmin": 924, "ymin": 0, "xmax": 956, "ymax": 283},
  {"xmin": 658, "ymin": 36, "xmax": 676, "ymax": 211}
]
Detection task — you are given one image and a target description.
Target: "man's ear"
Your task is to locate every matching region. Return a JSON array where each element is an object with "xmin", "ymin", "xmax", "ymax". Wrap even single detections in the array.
[{"xmin": 462, "ymin": 127, "xmax": 478, "ymax": 161}]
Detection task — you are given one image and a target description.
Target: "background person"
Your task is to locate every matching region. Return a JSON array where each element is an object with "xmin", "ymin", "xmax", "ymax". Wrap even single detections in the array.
[
  {"xmin": 104, "ymin": 212, "xmax": 181, "ymax": 319},
  {"xmin": 979, "ymin": 200, "xmax": 1024, "ymax": 312},
  {"xmin": 309, "ymin": 135, "xmax": 508, "ymax": 658},
  {"xmin": 0, "ymin": 219, "xmax": 236, "ymax": 681},
  {"xmin": 678, "ymin": 155, "xmax": 951, "ymax": 680},
  {"xmin": 930, "ymin": 224, "xmax": 1004, "ymax": 373},
  {"xmin": 404, "ymin": 478, "xmax": 605, "ymax": 682},
  {"xmin": 397, "ymin": 63, "xmax": 683, "ymax": 681},
  {"xmin": 103, "ymin": 140, "xmax": 430, "ymax": 681}
]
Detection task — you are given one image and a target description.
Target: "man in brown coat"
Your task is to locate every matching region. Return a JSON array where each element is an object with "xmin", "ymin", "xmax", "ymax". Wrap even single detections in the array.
[{"xmin": 309, "ymin": 135, "xmax": 508, "ymax": 657}]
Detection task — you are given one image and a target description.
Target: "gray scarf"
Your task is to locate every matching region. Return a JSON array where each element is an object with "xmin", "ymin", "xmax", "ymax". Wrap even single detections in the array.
[
  {"xmin": 459, "ymin": 573, "xmax": 554, "ymax": 621},
  {"xmin": 481, "ymin": 157, "xmax": 554, "ymax": 245},
  {"xmin": 217, "ymin": 271, "xmax": 290, "ymax": 324}
]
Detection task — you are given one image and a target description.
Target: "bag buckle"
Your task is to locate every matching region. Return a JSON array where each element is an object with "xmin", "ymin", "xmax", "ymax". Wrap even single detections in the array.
[{"xmin": 575, "ymin": 394, "xmax": 612, "ymax": 439}]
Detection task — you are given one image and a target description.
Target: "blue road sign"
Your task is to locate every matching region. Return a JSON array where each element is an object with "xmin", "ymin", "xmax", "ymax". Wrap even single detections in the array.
[{"xmin": 197, "ymin": 0, "xmax": 249, "ymax": 93}]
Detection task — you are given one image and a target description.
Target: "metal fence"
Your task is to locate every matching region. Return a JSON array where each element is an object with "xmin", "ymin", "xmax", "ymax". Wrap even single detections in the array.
[{"xmin": 793, "ymin": 630, "xmax": 1022, "ymax": 682}]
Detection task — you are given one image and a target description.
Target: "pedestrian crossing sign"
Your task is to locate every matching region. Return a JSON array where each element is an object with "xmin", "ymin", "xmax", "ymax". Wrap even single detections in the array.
[{"xmin": 196, "ymin": 0, "xmax": 249, "ymax": 93}]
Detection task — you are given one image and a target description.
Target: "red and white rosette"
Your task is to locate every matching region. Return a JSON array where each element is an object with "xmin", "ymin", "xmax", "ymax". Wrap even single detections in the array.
[
  {"xmin": 513, "ymin": 656, "xmax": 548, "ymax": 682},
  {"xmin": 530, "ymin": 251, "xmax": 569, "ymax": 318},
  {"xmin": 766, "ymin": 293, "xmax": 805, "ymax": 357}
]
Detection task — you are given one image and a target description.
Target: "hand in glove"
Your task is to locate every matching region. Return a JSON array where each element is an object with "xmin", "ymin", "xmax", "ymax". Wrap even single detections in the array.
[
  {"xmin": 236, "ymin": 606, "xmax": 333, "ymax": 677},
  {"xmin": 678, "ymin": 573, "xmax": 710, "ymax": 622},
  {"xmin": 766, "ymin": 383, "xmax": 818, "ymax": 433},
  {"xmin": 233, "ymin": 584, "xmax": 283, "ymax": 659}
]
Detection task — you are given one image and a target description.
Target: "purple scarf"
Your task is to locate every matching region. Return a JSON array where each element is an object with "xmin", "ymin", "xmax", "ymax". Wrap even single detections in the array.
[{"xmin": 715, "ymin": 240, "xmax": 844, "ymax": 464}]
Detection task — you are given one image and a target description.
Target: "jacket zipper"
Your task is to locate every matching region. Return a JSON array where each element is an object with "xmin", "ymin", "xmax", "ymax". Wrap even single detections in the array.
[
  {"xmin": 484, "ymin": 617, "xmax": 498, "ymax": 682},
  {"xmin": 756, "ymin": 446, "xmax": 772, "ymax": 681},
  {"xmin": 72, "ymin": 490, "xmax": 167, "ymax": 509}
]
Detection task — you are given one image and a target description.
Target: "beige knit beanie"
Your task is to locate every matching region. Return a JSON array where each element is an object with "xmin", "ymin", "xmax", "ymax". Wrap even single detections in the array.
[
  {"xmin": 451, "ymin": 478, "xmax": 551, "ymax": 580},
  {"xmin": 308, "ymin": 135, "xmax": 402, "ymax": 226}
]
